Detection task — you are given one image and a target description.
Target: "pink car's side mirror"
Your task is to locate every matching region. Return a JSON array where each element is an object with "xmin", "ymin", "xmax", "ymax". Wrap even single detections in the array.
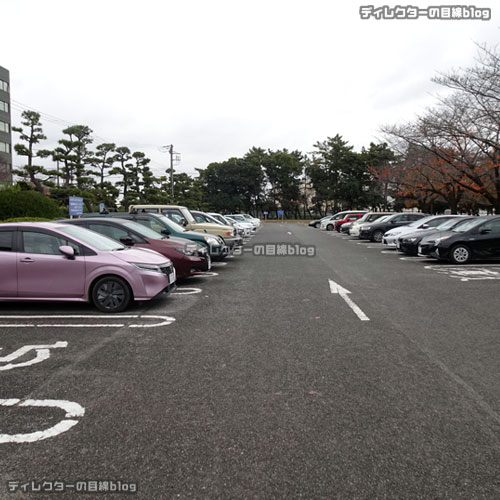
[{"xmin": 58, "ymin": 245, "xmax": 75, "ymax": 259}]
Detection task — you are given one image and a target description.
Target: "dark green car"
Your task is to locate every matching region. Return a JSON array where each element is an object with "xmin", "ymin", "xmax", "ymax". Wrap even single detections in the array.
[{"xmin": 99, "ymin": 212, "xmax": 228, "ymax": 260}]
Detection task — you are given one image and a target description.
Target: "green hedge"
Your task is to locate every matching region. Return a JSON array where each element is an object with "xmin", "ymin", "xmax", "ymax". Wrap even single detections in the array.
[
  {"xmin": 1, "ymin": 217, "xmax": 56, "ymax": 223},
  {"xmin": 0, "ymin": 187, "xmax": 62, "ymax": 220}
]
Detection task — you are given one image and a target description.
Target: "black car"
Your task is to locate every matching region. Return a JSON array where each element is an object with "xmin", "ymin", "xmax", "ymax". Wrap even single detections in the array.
[
  {"xmin": 417, "ymin": 217, "xmax": 477, "ymax": 257},
  {"xmin": 340, "ymin": 221, "xmax": 353, "ymax": 234},
  {"xmin": 396, "ymin": 216, "xmax": 472, "ymax": 255},
  {"xmin": 433, "ymin": 216, "xmax": 500, "ymax": 264},
  {"xmin": 358, "ymin": 213, "xmax": 428, "ymax": 242},
  {"xmin": 308, "ymin": 218, "xmax": 326, "ymax": 228}
]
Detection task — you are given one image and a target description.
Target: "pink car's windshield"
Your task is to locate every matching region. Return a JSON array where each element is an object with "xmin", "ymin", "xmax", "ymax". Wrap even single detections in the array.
[{"xmin": 58, "ymin": 225, "xmax": 125, "ymax": 251}]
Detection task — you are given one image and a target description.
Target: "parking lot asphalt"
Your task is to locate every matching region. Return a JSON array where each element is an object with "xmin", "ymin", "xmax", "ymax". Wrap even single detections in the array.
[{"xmin": 1, "ymin": 223, "xmax": 500, "ymax": 499}]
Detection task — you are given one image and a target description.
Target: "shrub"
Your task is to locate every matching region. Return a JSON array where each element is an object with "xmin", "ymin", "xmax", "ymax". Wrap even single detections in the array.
[
  {"xmin": 0, "ymin": 186, "xmax": 62, "ymax": 220},
  {"xmin": 1, "ymin": 217, "xmax": 56, "ymax": 223}
]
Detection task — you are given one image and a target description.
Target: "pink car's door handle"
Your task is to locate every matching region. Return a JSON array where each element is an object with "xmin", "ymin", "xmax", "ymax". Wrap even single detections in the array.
[{"xmin": 20, "ymin": 257, "xmax": 34, "ymax": 263}]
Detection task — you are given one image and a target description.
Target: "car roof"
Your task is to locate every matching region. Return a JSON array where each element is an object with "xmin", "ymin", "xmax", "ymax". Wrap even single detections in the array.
[
  {"xmin": 332, "ymin": 210, "xmax": 367, "ymax": 214},
  {"xmin": 66, "ymin": 217, "xmax": 129, "ymax": 225},
  {"xmin": 0, "ymin": 221, "xmax": 70, "ymax": 230},
  {"xmin": 130, "ymin": 204, "xmax": 186, "ymax": 209},
  {"xmin": 126, "ymin": 210, "xmax": 162, "ymax": 217}
]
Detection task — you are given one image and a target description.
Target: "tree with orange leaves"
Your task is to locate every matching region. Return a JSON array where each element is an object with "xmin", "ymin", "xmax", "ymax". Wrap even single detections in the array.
[{"xmin": 382, "ymin": 44, "xmax": 500, "ymax": 214}]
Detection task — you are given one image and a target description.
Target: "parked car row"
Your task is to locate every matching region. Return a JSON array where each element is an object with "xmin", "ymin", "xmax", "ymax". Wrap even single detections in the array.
[
  {"xmin": 314, "ymin": 210, "xmax": 500, "ymax": 264},
  {"xmin": 0, "ymin": 205, "xmax": 261, "ymax": 313}
]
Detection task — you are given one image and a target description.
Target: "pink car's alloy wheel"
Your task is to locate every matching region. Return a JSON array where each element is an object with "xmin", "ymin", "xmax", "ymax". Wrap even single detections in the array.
[{"xmin": 92, "ymin": 276, "xmax": 131, "ymax": 313}]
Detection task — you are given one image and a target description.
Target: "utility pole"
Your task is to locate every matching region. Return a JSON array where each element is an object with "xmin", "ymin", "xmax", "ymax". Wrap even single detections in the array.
[
  {"xmin": 303, "ymin": 165, "xmax": 307, "ymax": 219},
  {"xmin": 160, "ymin": 144, "xmax": 178, "ymax": 200},
  {"xmin": 168, "ymin": 144, "xmax": 174, "ymax": 199}
]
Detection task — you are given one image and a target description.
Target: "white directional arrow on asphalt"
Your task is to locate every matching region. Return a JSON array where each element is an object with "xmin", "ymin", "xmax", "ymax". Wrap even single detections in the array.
[{"xmin": 328, "ymin": 279, "xmax": 370, "ymax": 321}]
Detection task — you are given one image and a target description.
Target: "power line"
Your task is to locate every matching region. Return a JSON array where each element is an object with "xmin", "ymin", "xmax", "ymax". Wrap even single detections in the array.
[{"xmin": 10, "ymin": 100, "xmax": 185, "ymax": 180}]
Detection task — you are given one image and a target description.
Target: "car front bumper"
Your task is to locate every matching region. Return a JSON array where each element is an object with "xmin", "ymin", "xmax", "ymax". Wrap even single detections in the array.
[
  {"xmin": 417, "ymin": 243, "xmax": 434, "ymax": 257},
  {"xmin": 397, "ymin": 240, "xmax": 419, "ymax": 255},
  {"xmin": 225, "ymin": 236, "xmax": 243, "ymax": 249},
  {"xmin": 210, "ymin": 244, "xmax": 229, "ymax": 260},
  {"xmin": 382, "ymin": 236, "xmax": 398, "ymax": 248}
]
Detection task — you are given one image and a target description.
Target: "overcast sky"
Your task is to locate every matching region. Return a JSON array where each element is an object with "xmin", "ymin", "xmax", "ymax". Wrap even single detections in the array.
[{"xmin": 3, "ymin": 0, "xmax": 499, "ymax": 178}]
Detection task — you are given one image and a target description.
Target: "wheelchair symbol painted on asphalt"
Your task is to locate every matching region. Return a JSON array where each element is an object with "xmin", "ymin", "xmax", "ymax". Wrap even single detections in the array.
[
  {"xmin": 0, "ymin": 399, "xmax": 85, "ymax": 443},
  {"xmin": 0, "ymin": 342, "xmax": 68, "ymax": 371},
  {"xmin": 424, "ymin": 265, "xmax": 500, "ymax": 281}
]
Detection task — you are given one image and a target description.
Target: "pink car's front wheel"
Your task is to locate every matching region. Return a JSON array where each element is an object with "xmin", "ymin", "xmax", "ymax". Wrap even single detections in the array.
[{"xmin": 92, "ymin": 276, "xmax": 132, "ymax": 313}]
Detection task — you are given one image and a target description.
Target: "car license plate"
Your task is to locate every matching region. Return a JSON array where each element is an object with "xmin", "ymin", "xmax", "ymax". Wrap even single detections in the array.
[
  {"xmin": 396, "ymin": 241, "xmax": 401, "ymax": 249},
  {"xmin": 168, "ymin": 270, "xmax": 175, "ymax": 284},
  {"xmin": 207, "ymin": 256, "xmax": 211, "ymax": 270}
]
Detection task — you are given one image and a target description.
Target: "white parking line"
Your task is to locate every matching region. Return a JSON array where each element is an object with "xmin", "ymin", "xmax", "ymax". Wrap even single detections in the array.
[
  {"xmin": 211, "ymin": 262, "xmax": 227, "ymax": 267},
  {"xmin": 0, "ymin": 315, "xmax": 176, "ymax": 328},
  {"xmin": 186, "ymin": 272, "xmax": 219, "ymax": 277},
  {"xmin": 172, "ymin": 287, "xmax": 202, "ymax": 295},
  {"xmin": 399, "ymin": 257, "xmax": 429, "ymax": 262},
  {"xmin": 0, "ymin": 399, "xmax": 85, "ymax": 443}
]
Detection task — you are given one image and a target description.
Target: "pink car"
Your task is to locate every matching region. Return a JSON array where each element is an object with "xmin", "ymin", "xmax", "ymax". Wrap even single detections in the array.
[{"xmin": 0, "ymin": 222, "xmax": 176, "ymax": 313}]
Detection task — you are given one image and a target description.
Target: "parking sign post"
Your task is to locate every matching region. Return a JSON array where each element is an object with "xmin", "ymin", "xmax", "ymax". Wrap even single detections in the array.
[{"xmin": 69, "ymin": 196, "xmax": 84, "ymax": 219}]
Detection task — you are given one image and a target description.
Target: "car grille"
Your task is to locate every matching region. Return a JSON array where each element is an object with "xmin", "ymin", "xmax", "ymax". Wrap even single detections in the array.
[{"xmin": 160, "ymin": 264, "xmax": 175, "ymax": 277}]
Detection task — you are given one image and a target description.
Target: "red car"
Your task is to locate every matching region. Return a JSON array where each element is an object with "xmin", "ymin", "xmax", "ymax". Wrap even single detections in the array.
[
  {"xmin": 63, "ymin": 218, "xmax": 211, "ymax": 279},
  {"xmin": 334, "ymin": 212, "xmax": 367, "ymax": 232}
]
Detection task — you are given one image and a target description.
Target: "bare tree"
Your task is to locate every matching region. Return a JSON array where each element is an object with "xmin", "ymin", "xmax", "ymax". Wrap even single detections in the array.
[{"xmin": 382, "ymin": 44, "xmax": 500, "ymax": 213}]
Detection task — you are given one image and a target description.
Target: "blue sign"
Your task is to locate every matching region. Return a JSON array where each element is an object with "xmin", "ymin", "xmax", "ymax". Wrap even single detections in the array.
[
  {"xmin": 99, "ymin": 203, "xmax": 105, "ymax": 213},
  {"xmin": 69, "ymin": 196, "xmax": 84, "ymax": 216},
  {"xmin": 263, "ymin": 211, "xmax": 269, "ymax": 215},
  {"xmin": 277, "ymin": 209, "xmax": 284, "ymax": 216}
]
